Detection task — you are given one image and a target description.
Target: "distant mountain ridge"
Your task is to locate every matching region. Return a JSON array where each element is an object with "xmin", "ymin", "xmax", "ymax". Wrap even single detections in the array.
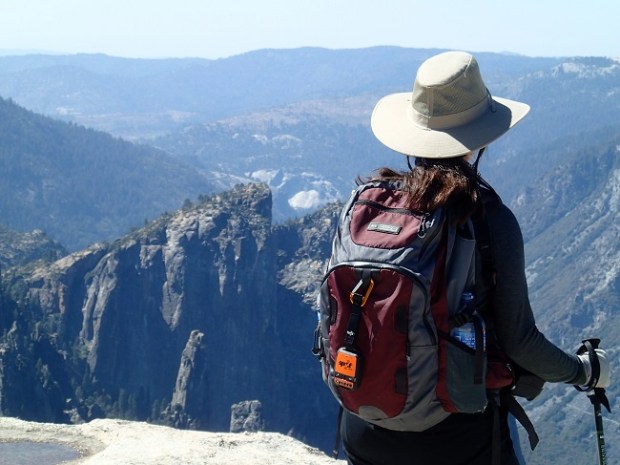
[
  {"xmin": 0, "ymin": 48, "xmax": 566, "ymax": 139},
  {"xmin": 1, "ymin": 48, "xmax": 619, "ymax": 248},
  {"xmin": 145, "ymin": 50, "xmax": 620, "ymax": 222}
]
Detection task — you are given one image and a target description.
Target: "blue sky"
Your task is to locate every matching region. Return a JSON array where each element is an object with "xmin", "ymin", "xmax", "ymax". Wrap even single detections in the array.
[{"xmin": 1, "ymin": 0, "xmax": 618, "ymax": 59}]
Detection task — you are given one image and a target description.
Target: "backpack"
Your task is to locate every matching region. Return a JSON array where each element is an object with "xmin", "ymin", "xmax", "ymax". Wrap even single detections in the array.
[{"xmin": 313, "ymin": 180, "xmax": 493, "ymax": 432}]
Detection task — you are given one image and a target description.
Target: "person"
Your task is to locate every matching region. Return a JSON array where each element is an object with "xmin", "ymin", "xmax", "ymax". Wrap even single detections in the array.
[{"xmin": 339, "ymin": 51, "xmax": 611, "ymax": 465}]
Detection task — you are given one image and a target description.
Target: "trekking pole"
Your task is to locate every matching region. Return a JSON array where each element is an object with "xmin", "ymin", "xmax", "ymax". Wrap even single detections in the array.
[
  {"xmin": 588, "ymin": 388, "xmax": 611, "ymax": 465},
  {"xmin": 575, "ymin": 339, "xmax": 611, "ymax": 465}
]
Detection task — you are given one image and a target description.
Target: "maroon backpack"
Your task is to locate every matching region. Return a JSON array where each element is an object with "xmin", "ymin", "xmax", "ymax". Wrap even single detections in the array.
[{"xmin": 313, "ymin": 180, "xmax": 489, "ymax": 432}]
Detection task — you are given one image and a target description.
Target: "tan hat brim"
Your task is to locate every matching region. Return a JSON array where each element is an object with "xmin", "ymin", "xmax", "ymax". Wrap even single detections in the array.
[{"xmin": 371, "ymin": 93, "xmax": 530, "ymax": 158}]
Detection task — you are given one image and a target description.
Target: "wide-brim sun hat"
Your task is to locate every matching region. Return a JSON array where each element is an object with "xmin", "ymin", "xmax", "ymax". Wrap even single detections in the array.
[{"xmin": 371, "ymin": 51, "xmax": 531, "ymax": 159}]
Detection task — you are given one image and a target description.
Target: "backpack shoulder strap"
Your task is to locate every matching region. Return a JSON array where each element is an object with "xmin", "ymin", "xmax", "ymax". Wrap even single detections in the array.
[{"xmin": 471, "ymin": 179, "xmax": 501, "ymax": 290}]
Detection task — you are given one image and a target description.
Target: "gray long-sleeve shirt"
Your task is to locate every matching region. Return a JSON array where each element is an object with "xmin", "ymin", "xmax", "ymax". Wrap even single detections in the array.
[{"xmin": 479, "ymin": 198, "xmax": 585, "ymax": 385}]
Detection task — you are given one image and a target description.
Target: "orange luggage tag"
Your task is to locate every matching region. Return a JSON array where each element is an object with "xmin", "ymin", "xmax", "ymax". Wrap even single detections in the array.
[{"xmin": 334, "ymin": 347, "xmax": 362, "ymax": 390}]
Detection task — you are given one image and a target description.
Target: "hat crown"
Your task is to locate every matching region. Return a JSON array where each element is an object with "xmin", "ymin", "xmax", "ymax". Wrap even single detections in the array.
[{"xmin": 411, "ymin": 51, "xmax": 490, "ymax": 126}]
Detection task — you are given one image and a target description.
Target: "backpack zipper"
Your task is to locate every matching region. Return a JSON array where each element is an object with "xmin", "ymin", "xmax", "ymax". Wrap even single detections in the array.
[{"xmin": 355, "ymin": 199, "xmax": 425, "ymax": 218}]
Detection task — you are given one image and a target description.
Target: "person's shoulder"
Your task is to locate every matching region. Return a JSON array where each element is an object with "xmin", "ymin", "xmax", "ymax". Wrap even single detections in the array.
[{"xmin": 483, "ymin": 199, "xmax": 524, "ymax": 250}]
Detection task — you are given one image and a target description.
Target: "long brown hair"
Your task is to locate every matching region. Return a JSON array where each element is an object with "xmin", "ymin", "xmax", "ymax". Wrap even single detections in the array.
[{"xmin": 361, "ymin": 157, "xmax": 480, "ymax": 225}]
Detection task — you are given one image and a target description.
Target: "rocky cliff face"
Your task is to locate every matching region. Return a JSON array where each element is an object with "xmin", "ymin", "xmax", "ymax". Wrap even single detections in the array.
[
  {"xmin": 0, "ymin": 183, "xmax": 339, "ymax": 449},
  {"xmin": 511, "ymin": 141, "xmax": 620, "ymax": 345}
]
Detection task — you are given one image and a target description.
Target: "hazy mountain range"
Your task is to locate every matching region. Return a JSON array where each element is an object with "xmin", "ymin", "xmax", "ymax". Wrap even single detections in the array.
[
  {"xmin": 1, "ymin": 48, "xmax": 619, "ymax": 248},
  {"xmin": 0, "ymin": 48, "xmax": 618, "ymax": 465}
]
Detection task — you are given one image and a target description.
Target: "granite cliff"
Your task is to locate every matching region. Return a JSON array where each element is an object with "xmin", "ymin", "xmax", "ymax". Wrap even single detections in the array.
[{"xmin": 0, "ymin": 183, "xmax": 340, "ymax": 449}]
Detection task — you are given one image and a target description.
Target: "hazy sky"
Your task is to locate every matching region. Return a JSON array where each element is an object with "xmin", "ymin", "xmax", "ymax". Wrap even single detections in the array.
[{"xmin": 1, "ymin": 0, "xmax": 618, "ymax": 59}]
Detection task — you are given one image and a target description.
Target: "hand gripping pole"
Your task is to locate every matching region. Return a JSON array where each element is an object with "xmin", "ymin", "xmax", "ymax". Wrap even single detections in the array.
[{"xmin": 575, "ymin": 339, "xmax": 611, "ymax": 465}]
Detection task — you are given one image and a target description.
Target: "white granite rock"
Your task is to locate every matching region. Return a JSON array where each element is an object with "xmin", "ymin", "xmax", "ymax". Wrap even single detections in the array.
[{"xmin": 0, "ymin": 417, "xmax": 344, "ymax": 465}]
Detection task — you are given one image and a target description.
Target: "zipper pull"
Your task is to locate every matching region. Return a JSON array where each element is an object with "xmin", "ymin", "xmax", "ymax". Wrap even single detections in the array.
[{"xmin": 418, "ymin": 213, "xmax": 434, "ymax": 238}]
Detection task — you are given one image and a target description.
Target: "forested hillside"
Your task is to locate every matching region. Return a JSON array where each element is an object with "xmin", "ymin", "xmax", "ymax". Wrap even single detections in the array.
[{"xmin": 0, "ymin": 97, "xmax": 215, "ymax": 249}]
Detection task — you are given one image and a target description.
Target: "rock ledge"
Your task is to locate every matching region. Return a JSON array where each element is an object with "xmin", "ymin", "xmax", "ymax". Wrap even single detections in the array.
[{"xmin": 0, "ymin": 417, "xmax": 343, "ymax": 465}]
